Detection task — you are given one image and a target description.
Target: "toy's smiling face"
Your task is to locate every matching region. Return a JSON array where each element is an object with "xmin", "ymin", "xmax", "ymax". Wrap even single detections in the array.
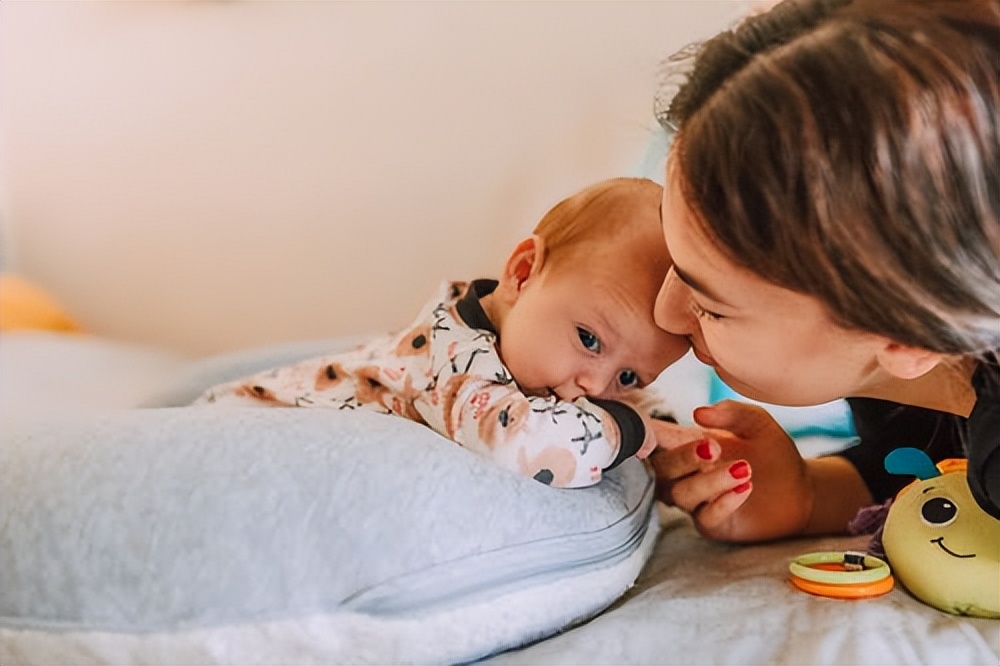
[{"xmin": 883, "ymin": 465, "xmax": 1000, "ymax": 618}]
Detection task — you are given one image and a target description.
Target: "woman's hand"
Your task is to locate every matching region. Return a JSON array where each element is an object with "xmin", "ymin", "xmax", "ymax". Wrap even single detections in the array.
[{"xmin": 647, "ymin": 400, "xmax": 814, "ymax": 542}]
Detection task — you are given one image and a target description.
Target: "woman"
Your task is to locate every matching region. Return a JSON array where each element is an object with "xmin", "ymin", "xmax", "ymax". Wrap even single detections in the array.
[{"xmin": 648, "ymin": 0, "xmax": 998, "ymax": 543}]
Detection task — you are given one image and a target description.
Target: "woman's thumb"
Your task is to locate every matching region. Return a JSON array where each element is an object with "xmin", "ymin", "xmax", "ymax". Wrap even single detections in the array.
[{"xmin": 693, "ymin": 400, "xmax": 777, "ymax": 437}]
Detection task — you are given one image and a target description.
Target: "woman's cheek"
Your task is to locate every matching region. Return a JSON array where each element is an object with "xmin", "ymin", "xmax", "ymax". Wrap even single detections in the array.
[{"xmin": 704, "ymin": 334, "xmax": 763, "ymax": 386}]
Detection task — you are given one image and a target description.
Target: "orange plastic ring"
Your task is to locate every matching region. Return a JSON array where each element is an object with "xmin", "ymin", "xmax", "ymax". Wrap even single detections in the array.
[{"xmin": 789, "ymin": 572, "xmax": 895, "ymax": 599}]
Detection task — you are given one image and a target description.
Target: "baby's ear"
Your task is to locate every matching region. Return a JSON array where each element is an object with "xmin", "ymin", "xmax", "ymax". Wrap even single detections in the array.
[{"xmin": 501, "ymin": 235, "xmax": 547, "ymax": 294}]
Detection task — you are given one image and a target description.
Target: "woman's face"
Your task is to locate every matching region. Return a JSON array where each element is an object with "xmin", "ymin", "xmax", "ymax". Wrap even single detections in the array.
[{"xmin": 654, "ymin": 164, "xmax": 887, "ymax": 407}]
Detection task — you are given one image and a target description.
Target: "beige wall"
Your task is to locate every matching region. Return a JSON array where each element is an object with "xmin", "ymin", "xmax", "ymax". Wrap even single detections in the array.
[{"xmin": 0, "ymin": 1, "xmax": 741, "ymax": 356}]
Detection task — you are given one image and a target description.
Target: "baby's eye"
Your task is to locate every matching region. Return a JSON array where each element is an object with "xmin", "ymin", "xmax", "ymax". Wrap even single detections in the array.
[
  {"xmin": 618, "ymin": 369, "xmax": 639, "ymax": 388},
  {"xmin": 577, "ymin": 327, "xmax": 601, "ymax": 353}
]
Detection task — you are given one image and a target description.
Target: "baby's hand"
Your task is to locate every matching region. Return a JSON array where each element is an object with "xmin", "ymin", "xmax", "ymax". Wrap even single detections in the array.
[
  {"xmin": 635, "ymin": 415, "xmax": 704, "ymax": 460},
  {"xmin": 613, "ymin": 388, "xmax": 693, "ymax": 461}
]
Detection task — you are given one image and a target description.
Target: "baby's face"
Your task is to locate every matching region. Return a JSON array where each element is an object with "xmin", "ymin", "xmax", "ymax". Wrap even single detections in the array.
[{"xmin": 498, "ymin": 244, "xmax": 689, "ymax": 402}]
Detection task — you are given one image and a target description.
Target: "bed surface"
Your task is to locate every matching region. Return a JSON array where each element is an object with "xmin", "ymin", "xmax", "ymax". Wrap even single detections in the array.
[
  {"xmin": 485, "ymin": 505, "xmax": 999, "ymax": 665},
  {"xmin": 2, "ymin": 331, "xmax": 997, "ymax": 665}
]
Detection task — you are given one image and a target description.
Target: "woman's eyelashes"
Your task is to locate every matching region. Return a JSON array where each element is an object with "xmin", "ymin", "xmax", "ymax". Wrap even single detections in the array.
[{"xmin": 691, "ymin": 300, "xmax": 724, "ymax": 321}]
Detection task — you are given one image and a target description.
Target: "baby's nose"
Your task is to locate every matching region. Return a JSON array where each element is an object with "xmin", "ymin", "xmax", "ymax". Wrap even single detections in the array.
[
  {"xmin": 576, "ymin": 369, "xmax": 616, "ymax": 398},
  {"xmin": 551, "ymin": 383, "xmax": 580, "ymax": 402}
]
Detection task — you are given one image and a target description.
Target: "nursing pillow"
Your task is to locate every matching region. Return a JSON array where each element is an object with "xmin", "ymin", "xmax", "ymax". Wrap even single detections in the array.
[{"xmin": 0, "ymin": 339, "xmax": 659, "ymax": 665}]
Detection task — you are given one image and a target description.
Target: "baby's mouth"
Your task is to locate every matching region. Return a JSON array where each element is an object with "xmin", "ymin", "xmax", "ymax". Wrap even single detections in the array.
[{"xmin": 930, "ymin": 537, "xmax": 975, "ymax": 559}]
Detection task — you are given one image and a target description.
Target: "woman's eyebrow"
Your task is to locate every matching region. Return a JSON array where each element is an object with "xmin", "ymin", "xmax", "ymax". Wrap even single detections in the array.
[{"xmin": 674, "ymin": 265, "xmax": 732, "ymax": 306}]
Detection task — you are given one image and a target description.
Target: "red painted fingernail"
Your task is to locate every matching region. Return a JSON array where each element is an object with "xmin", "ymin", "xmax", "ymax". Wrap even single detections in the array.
[
  {"xmin": 733, "ymin": 481, "xmax": 752, "ymax": 494},
  {"xmin": 729, "ymin": 461, "xmax": 750, "ymax": 479},
  {"xmin": 695, "ymin": 439, "xmax": 713, "ymax": 460}
]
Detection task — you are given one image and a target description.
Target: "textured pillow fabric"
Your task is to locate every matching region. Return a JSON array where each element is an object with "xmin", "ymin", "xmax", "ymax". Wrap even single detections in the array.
[{"xmin": 1, "ymin": 339, "xmax": 658, "ymax": 665}]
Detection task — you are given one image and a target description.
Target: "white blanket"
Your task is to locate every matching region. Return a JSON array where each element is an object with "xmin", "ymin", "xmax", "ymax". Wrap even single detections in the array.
[{"xmin": 485, "ymin": 504, "xmax": 999, "ymax": 665}]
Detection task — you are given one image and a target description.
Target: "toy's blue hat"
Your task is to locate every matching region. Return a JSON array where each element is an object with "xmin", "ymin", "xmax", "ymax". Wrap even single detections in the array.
[{"xmin": 885, "ymin": 447, "xmax": 941, "ymax": 480}]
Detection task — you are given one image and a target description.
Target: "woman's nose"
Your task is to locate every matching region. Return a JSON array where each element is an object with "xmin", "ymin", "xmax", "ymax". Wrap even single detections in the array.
[{"xmin": 654, "ymin": 267, "xmax": 696, "ymax": 335}]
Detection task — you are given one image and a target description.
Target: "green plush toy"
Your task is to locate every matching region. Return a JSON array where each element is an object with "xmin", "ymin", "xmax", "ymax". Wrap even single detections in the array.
[{"xmin": 883, "ymin": 448, "xmax": 999, "ymax": 619}]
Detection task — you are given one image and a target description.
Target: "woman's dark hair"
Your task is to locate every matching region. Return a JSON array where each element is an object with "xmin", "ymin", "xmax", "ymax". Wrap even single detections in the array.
[{"xmin": 659, "ymin": 0, "xmax": 999, "ymax": 354}]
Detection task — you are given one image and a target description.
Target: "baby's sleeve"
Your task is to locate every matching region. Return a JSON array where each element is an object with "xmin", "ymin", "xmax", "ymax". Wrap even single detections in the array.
[
  {"xmin": 411, "ymin": 326, "xmax": 647, "ymax": 488},
  {"xmin": 588, "ymin": 397, "xmax": 647, "ymax": 469},
  {"xmin": 445, "ymin": 382, "xmax": 644, "ymax": 488}
]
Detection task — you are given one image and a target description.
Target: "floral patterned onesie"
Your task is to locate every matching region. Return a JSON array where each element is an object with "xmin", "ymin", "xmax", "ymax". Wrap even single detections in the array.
[{"xmin": 193, "ymin": 279, "xmax": 669, "ymax": 488}]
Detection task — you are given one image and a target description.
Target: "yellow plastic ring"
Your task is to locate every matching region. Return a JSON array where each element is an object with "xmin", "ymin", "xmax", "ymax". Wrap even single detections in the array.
[{"xmin": 788, "ymin": 551, "xmax": 891, "ymax": 585}]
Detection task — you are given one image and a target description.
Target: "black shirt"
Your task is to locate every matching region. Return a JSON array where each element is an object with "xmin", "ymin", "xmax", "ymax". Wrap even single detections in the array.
[{"xmin": 837, "ymin": 353, "xmax": 999, "ymax": 519}]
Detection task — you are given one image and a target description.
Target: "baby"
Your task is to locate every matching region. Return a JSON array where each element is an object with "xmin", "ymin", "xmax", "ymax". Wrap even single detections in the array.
[{"xmin": 194, "ymin": 178, "xmax": 691, "ymax": 487}]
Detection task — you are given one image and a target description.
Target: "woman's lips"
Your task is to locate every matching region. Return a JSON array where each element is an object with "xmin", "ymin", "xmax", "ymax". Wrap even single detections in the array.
[{"xmin": 690, "ymin": 343, "xmax": 715, "ymax": 367}]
